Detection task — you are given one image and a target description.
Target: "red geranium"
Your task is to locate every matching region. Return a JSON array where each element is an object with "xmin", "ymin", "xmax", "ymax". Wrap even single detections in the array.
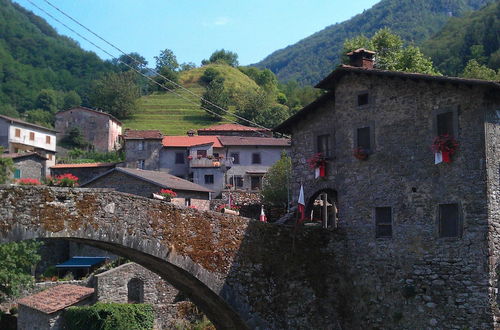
[
  {"xmin": 307, "ymin": 153, "xmax": 325, "ymax": 169},
  {"xmin": 17, "ymin": 178, "xmax": 42, "ymax": 185},
  {"xmin": 159, "ymin": 189, "xmax": 177, "ymax": 199},
  {"xmin": 431, "ymin": 134, "xmax": 459, "ymax": 155},
  {"xmin": 353, "ymin": 147, "xmax": 369, "ymax": 160}
]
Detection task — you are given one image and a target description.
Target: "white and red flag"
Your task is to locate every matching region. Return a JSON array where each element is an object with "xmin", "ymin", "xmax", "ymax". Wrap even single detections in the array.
[
  {"xmin": 297, "ymin": 185, "xmax": 305, "ymax": 224},
  {"xmin": 260, "ymin": 206, "xmax": 267, "ymax": 222}
]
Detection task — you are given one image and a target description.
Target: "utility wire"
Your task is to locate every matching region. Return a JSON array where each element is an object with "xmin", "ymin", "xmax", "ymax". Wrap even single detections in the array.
[
  {"xmin": 26, "ymin": 0, "xmax": 261, "ymax": 129},
  {"xmin": 40, "ymin": 0, "xmax": 272, "ymax": 132}
]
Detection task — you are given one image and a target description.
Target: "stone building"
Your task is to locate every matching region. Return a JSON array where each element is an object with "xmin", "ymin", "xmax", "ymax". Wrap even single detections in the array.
[
  {"xmin": 123, "ymin": 129, "xmax": 163, "ymax": 170},
  {"xmin": 55, "ymin": 107, "xmax": 122, "ymax": 152},
  {"xmin": 274, "ymin": 49, "xmax": 500, "ymax": 328},
  {"xmin": 1, "ymin": 152, "xmax": 47, "ymax": 181},
  {"xmin": 82, "ymin": 167, "xmax": 212, "ymax": 210},
  {"xmin": 0, "ymin": 115, "xmax": 56, "ymax": 172},
  {"xmin": 17, "ymin": 284, "xmax": 94, "ymax": 330},
  {"xmin": 50, "ymin": 162, "xmax": 120, "ymax": 185}
]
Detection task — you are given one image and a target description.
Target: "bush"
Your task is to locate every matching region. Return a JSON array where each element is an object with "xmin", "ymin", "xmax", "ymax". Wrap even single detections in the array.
[{"xmin": 64, "ymin": 303, "xmax": 154, "ymax": 330}]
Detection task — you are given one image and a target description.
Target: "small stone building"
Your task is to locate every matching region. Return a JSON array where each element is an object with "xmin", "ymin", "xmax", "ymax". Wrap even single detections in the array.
[
  {"xmin": 50, "ymin": 162, "xmax": 120, "ymax": 185},
  {"xmin": 17, "ymin": 284, "xmax": 94, "ymax": 330},
  {"xmin": 55, "ymin": 107, "xmax": 122, "ymax": 152},
  {"xmin": 82, "ymin": 167, "xmax": 212, "ymax": 210},
  {"xmin": 123, "ymin": 129, "xmax": 163, "ymax": 170},
  {"xmin": 274, "ymin": 49, "xmax": 500, "ymax": 328},
  {"xmin": 1, "ymin": 152, "xmax": 47, "ymax": 181}
]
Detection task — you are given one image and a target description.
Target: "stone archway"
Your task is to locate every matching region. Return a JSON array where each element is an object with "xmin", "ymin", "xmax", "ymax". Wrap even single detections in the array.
[{"xmin": 306, "ymin": 188, "xmax": 338, "ymax": 228}]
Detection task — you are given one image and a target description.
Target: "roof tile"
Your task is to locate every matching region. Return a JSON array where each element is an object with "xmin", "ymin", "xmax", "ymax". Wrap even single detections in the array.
[
  {"xmin": 217, "ymin": 136, "xmax": 290, "ymax": 146},
  {"xmin": 51, "ymin": 162, "xmax": 118, "ymax": 169},
  {"xmin": 124, "ymin": 129, "xmax": 163, "ymax": 140},
  {"xmin": 162, "ymin": 136, "xmax": 222, "ymax": 148},
  {"xmin": 17, "ymin": 284, "xmax": 94, "ymax": 314}
]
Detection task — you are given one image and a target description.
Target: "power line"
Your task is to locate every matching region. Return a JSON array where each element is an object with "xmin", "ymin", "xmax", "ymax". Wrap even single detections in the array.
[
  {"xmin": 25, "ymin": 0, "xmax": 263, "ymax": 130},
  {"xmin": 40, "ymin": 0, "xmax": 272, "ymax": 132}
]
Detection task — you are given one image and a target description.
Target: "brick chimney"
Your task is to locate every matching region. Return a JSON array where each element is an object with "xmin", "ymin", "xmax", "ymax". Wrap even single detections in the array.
[{"xmin": 346, "ymin": 48, "xmax": 375, "ymax": 69}]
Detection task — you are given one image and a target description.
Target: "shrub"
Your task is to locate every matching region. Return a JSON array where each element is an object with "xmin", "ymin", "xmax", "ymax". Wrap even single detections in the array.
[
  {"xmin": 17, "ymin": 178, "xmax": 42, "ymax": 185},
  {"xmin": 64, "ymin": 303, "xmax": 154, "ymax": 330}
]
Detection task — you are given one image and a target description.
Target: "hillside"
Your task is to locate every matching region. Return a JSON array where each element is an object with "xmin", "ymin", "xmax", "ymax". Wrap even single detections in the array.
[
  {"xmin": 421, "ymin": 1, "xmax": 500, "ymax": 76},
  {"xmin": 0, "ymin": 0, "xmax": 114, "ymax": 112},
  {"xmin": 254, "ymin": 0, "xmax": 496, "ymax": 85},
  {"xmin": 123, "ymin": 64, "xmax": 260, "ymax": 135}
]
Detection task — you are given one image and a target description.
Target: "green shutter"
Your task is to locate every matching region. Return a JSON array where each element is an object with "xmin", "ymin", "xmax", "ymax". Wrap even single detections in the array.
[{"xmin": 14, "ymin": 169, "xmax": 21, "ymax": 179}]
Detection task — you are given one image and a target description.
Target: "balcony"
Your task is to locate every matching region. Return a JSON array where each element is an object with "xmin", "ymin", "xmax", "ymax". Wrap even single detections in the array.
[{"xmin": 189, "ymin": 157, "xmax": 221, "ymax": 168}]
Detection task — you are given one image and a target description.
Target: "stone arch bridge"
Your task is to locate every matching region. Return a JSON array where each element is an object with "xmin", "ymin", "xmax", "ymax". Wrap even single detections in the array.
[{"xmin": 0, "ymin": 186, "xmax": 347, "ymax": 329}]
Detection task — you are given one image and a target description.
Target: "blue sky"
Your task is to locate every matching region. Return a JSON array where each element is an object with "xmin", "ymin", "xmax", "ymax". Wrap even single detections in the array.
[{"xmin": 15, "ymin": 0, "xmax": 380, "ymax": 66}]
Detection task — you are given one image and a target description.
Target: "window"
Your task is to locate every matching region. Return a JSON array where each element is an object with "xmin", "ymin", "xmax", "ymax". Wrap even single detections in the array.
[
  {"xmin": 185, "ymin": 198, "xmax": 191, "ymax": 206},
  {"xmin": 48, "ymin": 154, "xmax": 53, "ymax": 161},
  {"xmin": 137, "ymin": 159, "xmax": 145, "ymax": 169},
  {"xmin": 252, "ymin": 153, "xmax": 261, "ymax": 164},
  {"xmin": 230, "ymin": 152, "xmax": 240, "ymax": 164},
  {"xmin": 229, "ymin": 176, "xmax": 244, "ymax": 188},
  {"xmin": 46, "ymin": 136, "xmax": 51, "ymax": 144},
  {"xmin": 175, "ymin": 152, "xmax": 185, "ymax": 164},
  {"xmin": 358, "ymin": 93, "xmax": 369, "ymax": 106},
  {"xmin": 197, "ymin": 150, "xmax": 207, "ymax": 158},
  {"xmin": 138, "ymin": 141, "xmax": 145, "ymax": 151},
  {"xmin": 15, "ymin": 129, "xmax": 20, "ymax": 138},
  {"xmin": 375, "ymin": 207, "xmax": 392, "ymax": 238},
  {"xmin": 29, "ymin": 132, "xmax": 35, "ymax": 141},
  {"xmin": 437, "ymin": 111, "xmax": 454, "ymax": 136},
  {"xmin": 204, "ymin": 174, "xmax": 214, "ymax": 184},
  {"xmin": 317, "ymin": 134, "xmax": 331, "ymax": 158},
  {"xmin": 251, "ymin": 176, "xmax": 262, "ymax": 190},
  {"xmin": 357, "ymin": 127, "xmax": 371, "ymax": 151},
  {"xmin": 14, "ymin": 169, "xmax": 21, "ymax": 179},
  {"xmin": 439, "ymin": 203, "xmax": 461, "ymax": 238},
  {"xmin": 213, "ymin": 153, "xmax": 219, "ymax": 158}
]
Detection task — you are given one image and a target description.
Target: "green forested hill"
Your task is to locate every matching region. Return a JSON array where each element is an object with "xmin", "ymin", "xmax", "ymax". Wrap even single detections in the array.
[
  {"xmin": 0, "ymin": 0, "xmax": 114, "ymax": 112},
  {"xmin": 255, "ymin": 0, "xmax": 496, "ymax": 85},
  {"xmin": 421, "ymin": 1, "xmax": 500, "ymax": 76}
]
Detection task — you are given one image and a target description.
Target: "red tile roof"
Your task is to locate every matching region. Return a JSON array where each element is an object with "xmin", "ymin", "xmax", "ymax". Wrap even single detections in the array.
[
  {"xmin": 197, "ymin": 123, "xmax": 267, "ymax": 132},
  {"xmin": 123, "ymin": 129, "xmax": 163, "ymax": 140},
  {"xmin": 17, "ymin": 284, "xmax": 94, "ymax": 314},
  {"xmin": 217, "ymin": 136, "xmax": 291, "ymax": 146},
  {"xmin": 162, "ymin": 135, "xmax": 223, "ymax": 148},
  {"xmin": 51, "ymin": 162, "xmax": 118, "ymax": 169}
]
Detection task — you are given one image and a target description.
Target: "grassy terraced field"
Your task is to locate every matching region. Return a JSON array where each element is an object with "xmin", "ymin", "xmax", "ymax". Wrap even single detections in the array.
[{"xmin": 122, "ymin": 64, "xmax": 259, "ymax": 135}]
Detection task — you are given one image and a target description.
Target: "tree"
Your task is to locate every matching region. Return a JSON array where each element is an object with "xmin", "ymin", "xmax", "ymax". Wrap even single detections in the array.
[
  {"xmin": 201, "ymin": 77, "xmax": 229, "ymax": 121},
  {"xmin": 60, "ymin": 127, "xmax": 92, "ymax": 150},
  {"xmin": 202, "ymin": 49, "xmax": 239, "ymax": 67},
  {"xmin": 89, "ymin": 71, "xmax": 140, "ymax": 119},
  {"xmin": 0, "ymin": 147, "xmax": 14, "ymax": 184},
  {"xmin": 25, "ymin": 109, "xmax": 54, "ymax": 128},
  {"xmin": 234, "ymin": 88, "xmax": 277, "ymax": 128},
  {"xmin": 0, "ymin": 104, "xmax": 19, "ymax": 118},
  {"xmin": 112, "ymin": 52, "xmax": 148, "ymax": 73},
  {"xmin": 0, "ymin": 240, "xmax": 42, "ymax": 302},
  {"xmin": 261, "ymin": 152, "xmax": 292, "ymax": 216},
  {"xmin": 35, "ymin": 89, "xmax": 60, "ymax": 113},
  {"xmin": 461, "ymin": 59, "xmax": 499, "ymax": 80},
  {"xmin": 63, "ymin": 90, "xmax": 82, "ymax": 110},
  {"xmin": 343, "ymin": 28, "xmax": 440, "ymax": 75},
  {"xmin": 154, "ymin": 49, "xmax": 179, "ymax": 72},
  {"xmin": 179, "ymin": 62, "xmax": 197, "ymax": 71}
]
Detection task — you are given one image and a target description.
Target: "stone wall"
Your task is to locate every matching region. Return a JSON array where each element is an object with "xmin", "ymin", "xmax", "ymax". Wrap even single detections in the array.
[{"xmin": 288, "ymin": 73, "xmax": 498, "ymax": 328}]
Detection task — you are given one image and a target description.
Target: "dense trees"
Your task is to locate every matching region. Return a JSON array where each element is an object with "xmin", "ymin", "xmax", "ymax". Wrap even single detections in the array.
[
  {"xmin": 201, "ymin": 77, "xmax": 230, "ymax": 120},
  {"xmin": 255, "ymin": 0, "xmax": 496, "ymax": 84},
  {"xmin": 202, "ymin": 49, "xmax": 239, "ymax": 67},
  {"xmin": 342, "ymin": 28, "xmax": 439, "ymax": 75},
  {"xmin": 0, "ymin": 147, "xmax": 14, "ymax": 184},
  {"xmin": 89, "ymin": 71, "xmax": 140, "ymax": 119},
  {"xmin": 461, "ymin": 59, "xmax": 499, "ymax": 80},
  {"xmin": 261, "ymin": 152, "xmax": 292, "ymax": 214}
]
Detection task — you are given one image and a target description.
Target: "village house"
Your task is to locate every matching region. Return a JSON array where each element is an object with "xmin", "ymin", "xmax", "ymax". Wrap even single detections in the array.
[
  {"xmin": 55, "ymin": 107, "xmax": 122, "ymax": 152},
  {"xmin": 0, "ymin": 115, "xmax": 56, "ymax": 173},
  {"xmin": 274, "ymin": 49, "xmax": 500, "ymax": 328},
  {"xmin": 0, "ymin": 152, "xmax": 47, "ymax": 181},
  {"xmin": 50, "ymin": 162, "xmax": 120, "ymax": 185},
  {"xmin": 17, "ymin": 284, "xmax": 94, "ymax": 330},
  {"xmin": 122, "ymin": 129, "xmax": 163, "ymax": 170},
  {"xmin": 82, "ymin": 167, "xmax": 212, "ymax": 210}
]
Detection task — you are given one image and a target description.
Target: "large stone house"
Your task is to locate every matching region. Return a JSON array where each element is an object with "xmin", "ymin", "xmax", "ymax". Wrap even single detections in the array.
[
  {"xmin": 0, "ymin": 115, "xmax": 56, "ymax": 172},
  {"xmin": 274, "ymin": 49, "xmax": 500, "ymax": 328},
  {"xmin": 55, "ymin": 107, "xmax": 122, "ymax": 152}
]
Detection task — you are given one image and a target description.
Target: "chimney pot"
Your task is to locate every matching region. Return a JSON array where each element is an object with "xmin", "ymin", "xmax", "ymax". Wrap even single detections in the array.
[{"xmin": 347, "ymin": 48, "xmax": 375, "ymax": 69}]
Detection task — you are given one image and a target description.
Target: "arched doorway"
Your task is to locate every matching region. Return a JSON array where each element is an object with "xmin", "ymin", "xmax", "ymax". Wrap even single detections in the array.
[{"xmin": 307, "ymin": 189, "xmax": 338, "ymax": 228}]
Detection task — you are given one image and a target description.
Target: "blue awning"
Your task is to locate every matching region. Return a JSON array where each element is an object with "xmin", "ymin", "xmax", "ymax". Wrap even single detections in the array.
[{"xmin": 56, "ymin": 256, "xmax": 108, "ymax": 269}]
